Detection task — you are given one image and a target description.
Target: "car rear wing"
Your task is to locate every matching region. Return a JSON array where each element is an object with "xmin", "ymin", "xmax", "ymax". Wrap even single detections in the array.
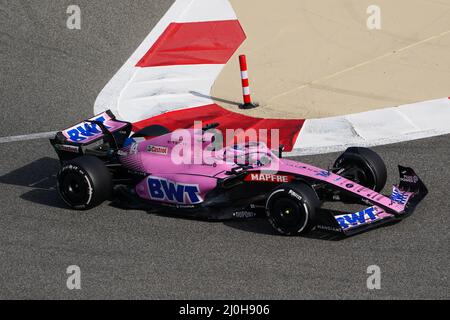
[
  {"xmin": 316, "ymin": 166, "xmax": 428, "ymax": 237},
  {"xmin": 50, "ymin": 110, "xmax": 132, "ymax": 161}
]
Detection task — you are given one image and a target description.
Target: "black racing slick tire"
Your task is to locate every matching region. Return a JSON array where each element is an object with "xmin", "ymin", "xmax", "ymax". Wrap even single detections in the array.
[
  {"xmin": 266, "ymin": 182, "xmax": 320, "ymax": 236},
  {"xmin": 57, "ymin": 156, "xmax": 112, "ymax": 210},
  {"xmin": 334, "ymin": 147, "xmax": 387, "ymax": 192}
]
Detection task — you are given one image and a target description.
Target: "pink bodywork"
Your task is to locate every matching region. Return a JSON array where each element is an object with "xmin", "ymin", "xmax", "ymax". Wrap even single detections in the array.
[{"xmin": 119, "ymin": 129, "xmax": 410, "ymax": 219}]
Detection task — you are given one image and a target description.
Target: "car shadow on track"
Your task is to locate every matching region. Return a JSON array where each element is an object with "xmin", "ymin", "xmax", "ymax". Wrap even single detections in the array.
[
  {"xmin": 0, "ymin": 157, "xmax": 67, "ymax": 209},
  {"xmin": 223, "ymin": 219, "xmax": 344, "ymax": 241},
  {"xmin": 139, "ymin": 209, "xmax": 344, "ymax": 240}
]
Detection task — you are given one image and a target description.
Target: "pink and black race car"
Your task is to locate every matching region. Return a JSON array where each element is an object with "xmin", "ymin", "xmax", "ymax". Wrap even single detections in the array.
[{"xmin": 50, "ymin": 111, "xmax": 428, "ymax": 237}]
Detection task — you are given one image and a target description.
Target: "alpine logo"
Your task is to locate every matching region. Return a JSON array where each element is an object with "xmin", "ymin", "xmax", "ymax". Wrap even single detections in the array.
[
  {"xmin": 147, "ymin": 177, "xmax": 203, "ymax": 204},
  {"xmin": 335, "ymin": 207, "xmax": 378, "ymax": 230},
  {"xmin": 245, "ymin": 173, "xmax": 293, "ymax": 183}
]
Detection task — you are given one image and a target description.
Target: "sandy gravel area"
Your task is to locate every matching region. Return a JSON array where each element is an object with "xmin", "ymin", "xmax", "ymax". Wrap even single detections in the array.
[{"xmin": 212, "ymin": 0, "xmax": 450, "ymax": 119}]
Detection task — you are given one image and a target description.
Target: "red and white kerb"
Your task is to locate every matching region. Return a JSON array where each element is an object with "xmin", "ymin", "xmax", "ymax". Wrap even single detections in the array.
[
  {"xmin": 239, "ymin": 55, "xmax": 253, "ymax": 105},
  {"xmin": 95, "ymin": 0, "xmax": 305, "ymax": 152}
]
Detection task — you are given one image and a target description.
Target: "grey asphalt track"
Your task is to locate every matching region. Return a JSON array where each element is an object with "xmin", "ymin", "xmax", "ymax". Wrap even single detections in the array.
[{"xmin": 0, "ymin": 1, "xmax": 448, "ymax": 299}]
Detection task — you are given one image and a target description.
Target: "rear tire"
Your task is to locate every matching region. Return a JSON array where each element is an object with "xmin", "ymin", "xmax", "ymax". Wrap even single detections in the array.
[
  {"xmin": 334, "ymin": 147, "xmax": 387, "ymax": 192},
  {"xmin": 57, "ymin": 156, "xmax": 112, "ymax": 210},
  {"xmin": 266, "ymin": 182, "xmax": 320, "ymax": 236}
]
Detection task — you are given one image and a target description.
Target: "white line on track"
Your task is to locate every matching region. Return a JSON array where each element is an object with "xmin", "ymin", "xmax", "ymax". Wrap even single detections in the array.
[{"xmin": 0, "ymin": 131, "xmax": 57, "ymax": 144}]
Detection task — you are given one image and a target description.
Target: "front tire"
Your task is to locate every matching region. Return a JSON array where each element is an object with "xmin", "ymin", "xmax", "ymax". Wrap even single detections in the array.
[
  {"xmin": 57, "ymin": 156, "xmax": 112, "ymax": 210},
  {"xmin": 266, "ymin": 182, "xmax": 320, "ymax": 236},
  {"xmin": 334, "ymin": 147, "xmax": 387, "ymax": 192}
]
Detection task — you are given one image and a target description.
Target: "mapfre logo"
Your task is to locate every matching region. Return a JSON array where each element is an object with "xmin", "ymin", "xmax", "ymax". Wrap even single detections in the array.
[{"xmin": 245, "ymin": 173, "xmax": 293, "ymax": 183}]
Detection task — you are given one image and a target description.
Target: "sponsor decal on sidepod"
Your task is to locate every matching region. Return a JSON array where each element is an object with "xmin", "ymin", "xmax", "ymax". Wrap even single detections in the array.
[{"xmin": 147, "ymin": 177, "xmax": 203, "ymax": 205}]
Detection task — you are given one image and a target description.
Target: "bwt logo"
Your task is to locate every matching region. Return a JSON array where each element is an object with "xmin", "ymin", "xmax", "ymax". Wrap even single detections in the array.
[
  {"xmin": 336, "ymin": 207, "xmax": 377, "ymax": 229},
  {"xmin": 65, "ymin": 116, "xmax": 111, "ymax": 142},
  {"xmin": 391, "ymin": 188, "xmax": 408, "ymax": 205},
  {"xmin": 148, "ymin": 177, "xmax": 203, "ymax": 204}
]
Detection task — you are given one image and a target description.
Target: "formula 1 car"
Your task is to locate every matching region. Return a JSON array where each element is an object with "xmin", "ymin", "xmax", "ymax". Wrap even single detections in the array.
[{"xmin": 50, "ymin": 111, "xmax": 428, "ymax": 236}]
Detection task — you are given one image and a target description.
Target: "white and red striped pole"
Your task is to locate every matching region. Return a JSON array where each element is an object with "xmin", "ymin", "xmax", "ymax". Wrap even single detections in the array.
[{"xmin": 239, "ymin": 55, "xmax": 257, "ymax": 109}]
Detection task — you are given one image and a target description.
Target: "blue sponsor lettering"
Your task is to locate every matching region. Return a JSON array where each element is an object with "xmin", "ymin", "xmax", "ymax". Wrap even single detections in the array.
[
  {"xmin": 67, "ymin": 129, "xmax": 83, "ymax": 142},
  {"xmin": 148, "ymin": 177, "xmax": 202, "ymax": 204},
  {"xmin": 148, "ymin": 178, "xmax": 165, "ymax": 200},
  {"xmin": 161, "ymin": 180, "xmax": 185, "ymax": 203},
  {"xmin": 65, "ymin": 116, "xmax": 111, "ymax": 142},
  {"xmin": 391, "ymin": 188, "xmax": 408, "ymax": 205},
  {"xmin": 336, "ymin": 207, "xmax": 377, "ymax": 230},
  {"xmin": 336, "ymin": 217, "xmax": 348, "ymax": 229},
  {"xmin": 184, "ymin": 185, "xmax": 202, "ymax": 204},
  {"xmin": 76, "ymin": 122, "xmax": 101, "ymax": 137},
  {"xmin": 316, "ymin": 170, "xmax": 331, "ymax": 178}
]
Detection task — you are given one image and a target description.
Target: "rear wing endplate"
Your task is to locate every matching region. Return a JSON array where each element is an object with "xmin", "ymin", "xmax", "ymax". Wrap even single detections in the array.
[{"xmin": 50, "ymin": 110, "xmax": 132, "ymax": 161}]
